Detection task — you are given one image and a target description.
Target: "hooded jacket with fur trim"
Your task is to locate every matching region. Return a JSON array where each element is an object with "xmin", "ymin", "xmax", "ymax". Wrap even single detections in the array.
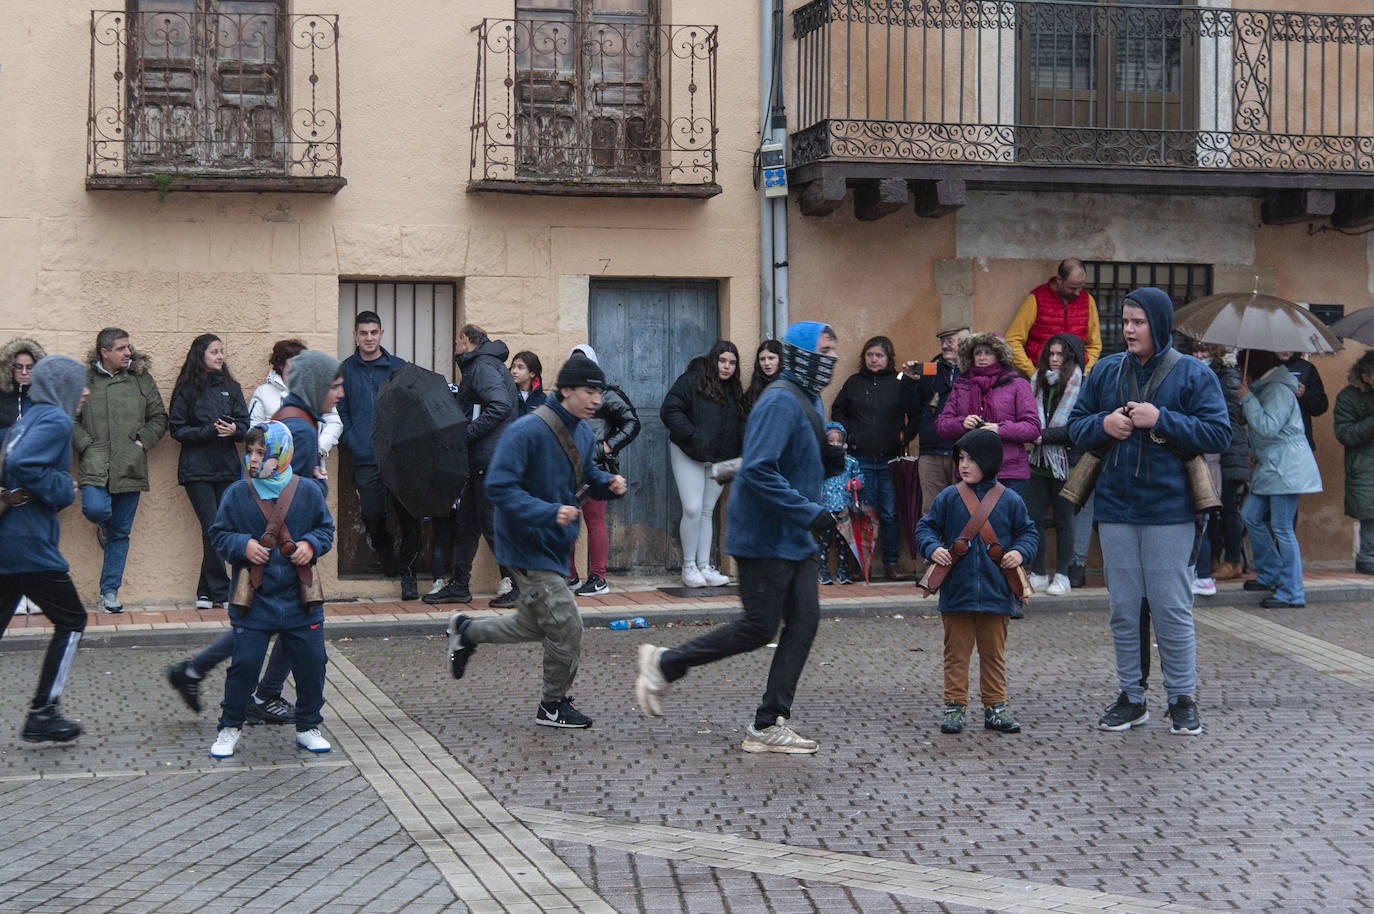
[
  {"xmin": 935, "ymin": 333, "xmax": 1041, "ymax": 480},
  {"xmin": 0, "ymin": 337, "xmax": 46, "ymax": 433},
  {"xmin": 73, "ymin": 347, "xmax": 168, "ymax": 493},
  {"xmin": 1334, "ymin": 364, "xmax": 1374, "ymax": 520}
]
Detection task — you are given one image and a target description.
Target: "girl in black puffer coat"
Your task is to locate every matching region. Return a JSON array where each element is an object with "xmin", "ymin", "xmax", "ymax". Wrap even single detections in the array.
[
  {"xmin": 661, "ymin": 340, "xmax": 743, "ymax": 588},
  {"xmin": 169, "ymin": 334, "xmax": 250, "ymax": 606},
  {"xmin": 0, "ymin": 337, "xmax": 46, "ymax": 436}
]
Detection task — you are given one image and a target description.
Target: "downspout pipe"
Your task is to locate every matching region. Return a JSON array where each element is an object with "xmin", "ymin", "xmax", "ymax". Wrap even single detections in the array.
[
  {"xmin": 759, "ymin": 0, "xmax": 776, "ymax": 341},
  {"xmin": 768, "ymin": 0, "xmax": 789, "ymax": 334}
]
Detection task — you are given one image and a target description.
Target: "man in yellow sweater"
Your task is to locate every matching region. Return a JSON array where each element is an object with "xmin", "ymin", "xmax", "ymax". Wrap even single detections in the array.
[{"xmin": 1006, "ymin": 259, "xmax": 1102, "ymax": 378}]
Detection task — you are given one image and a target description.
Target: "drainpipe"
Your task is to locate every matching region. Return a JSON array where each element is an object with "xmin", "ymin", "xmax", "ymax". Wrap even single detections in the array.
[
  {"xmin": 768, "ymin": 0, "xmax": 789, "ymax": 334},
  {"xmin": 759, "ymin": 0, "xmax": 776, "ymax": 341}
]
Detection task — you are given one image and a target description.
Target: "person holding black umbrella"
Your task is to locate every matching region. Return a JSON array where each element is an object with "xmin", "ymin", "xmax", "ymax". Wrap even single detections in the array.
[{"xmin": 1334, "ymin": 350, "xmax": 1374, "ymax": 575}]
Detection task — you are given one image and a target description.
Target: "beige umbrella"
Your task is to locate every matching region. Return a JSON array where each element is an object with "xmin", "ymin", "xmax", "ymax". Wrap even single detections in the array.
[{"xmin": 1172, "ymin": 292, "xmax": 1342, "ymax": 355}]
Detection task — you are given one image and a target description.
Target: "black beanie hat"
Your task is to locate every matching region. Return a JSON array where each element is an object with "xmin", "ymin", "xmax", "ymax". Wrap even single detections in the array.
[
  {"xmin": 556, "ymin": 353, "xmax": 606, "ymax": 391},
  {"xmin": 955, "ymin": 428, "xmax": 1003, "ymax": 481}
]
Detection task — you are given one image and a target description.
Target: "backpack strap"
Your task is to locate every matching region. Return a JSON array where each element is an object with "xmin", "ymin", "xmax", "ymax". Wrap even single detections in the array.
[
  {"xmin": 271, "ymin": 405, "xmax": 318, "ymax": 430},
  {"xmin": 534, "ymin": 404, "xmax": 588, "ymax": 505},
  {"xmin": 918, "ymin": 482, "xmax": 1004, "ymax": 596},
  {"xmin": 246, "ymin": 476, "xmax": 300, "ymax": 588},
  {"xmin": 767, "ymin": 378, "xmax": 827, "ymax": 453}
]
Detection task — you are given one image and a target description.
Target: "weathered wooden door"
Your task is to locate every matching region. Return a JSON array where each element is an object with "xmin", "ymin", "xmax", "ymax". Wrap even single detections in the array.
[{"xmin": 589, "ymin": 279, "xmax": 718, "ymax": 574}]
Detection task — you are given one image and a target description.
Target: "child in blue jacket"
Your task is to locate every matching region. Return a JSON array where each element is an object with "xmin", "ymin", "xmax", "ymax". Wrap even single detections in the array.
[
  {"xmin": 208, "ymin": 421, "xmax": 335, "ymax": 758},
  {"xmin": 817, "ymin": 422, "xmax": 862, "ymax": 583},
  {"xmin": 915, "ymin": 428, "xmax": 1037, "ymax": 735}
]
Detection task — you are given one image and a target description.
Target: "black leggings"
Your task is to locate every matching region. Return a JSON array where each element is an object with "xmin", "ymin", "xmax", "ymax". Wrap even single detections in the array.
[{"xmin": 1, "ymin": 571, "xmax": 88, "ymax": 710}]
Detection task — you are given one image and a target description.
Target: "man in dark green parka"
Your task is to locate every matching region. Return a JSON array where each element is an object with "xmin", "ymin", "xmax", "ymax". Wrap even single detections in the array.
[{"xmin": 1334, "ymin": 350, "xmax": 1374, "ymax": 575}]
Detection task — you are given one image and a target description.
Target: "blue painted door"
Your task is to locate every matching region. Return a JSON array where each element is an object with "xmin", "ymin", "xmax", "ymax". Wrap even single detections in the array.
[{"xmin": 589, "ymin": 279, "xmax": 719, "ymax": 574}]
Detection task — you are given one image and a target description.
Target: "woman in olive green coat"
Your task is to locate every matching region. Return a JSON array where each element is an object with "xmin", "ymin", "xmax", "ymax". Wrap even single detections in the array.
[{"xmin": 1333, "ymin": 350, "xmax": 1374, "ymax": 575}]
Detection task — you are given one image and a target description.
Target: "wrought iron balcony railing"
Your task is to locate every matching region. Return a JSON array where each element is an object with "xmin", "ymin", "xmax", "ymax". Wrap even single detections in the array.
[
  {"xmin": 87, "ymin": 9, "xmax": 342, "ymax": 190},
  {"xmin": 792, "ymin": 0, "xmax": 1374, "ymax": 176},
  {"xmin": 469, "ymin": 17, "xmax": 719, "ymax": 195}
]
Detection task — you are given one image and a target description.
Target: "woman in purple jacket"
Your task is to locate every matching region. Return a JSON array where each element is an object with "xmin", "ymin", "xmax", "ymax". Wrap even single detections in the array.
[{"xmin": 935, "ymin": 333, "xmax": 1040, "ymax": 495}]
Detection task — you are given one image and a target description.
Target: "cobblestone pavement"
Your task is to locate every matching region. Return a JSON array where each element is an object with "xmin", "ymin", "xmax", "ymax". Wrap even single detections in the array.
[{"xmin": 1, "ymin": 597, "xmax": 1371, "ymax": 912}]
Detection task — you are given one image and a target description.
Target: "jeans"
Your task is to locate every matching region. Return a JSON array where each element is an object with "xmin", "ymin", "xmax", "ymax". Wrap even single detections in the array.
[
  {"xmin": 184, "ymin": 481, "xmax": 231, "ymax": 602},
  {"xmin": 218, "ymin": 624, "xmax": 327, "ymax": 731},
  {"xmin": 191, "ymin": 629, "xmax": 293, "ymax": 699},
  {"xmin": 1001, "ymin": 477, "xmax": 1027, "ymax": 498},
  {"xmin": 669, "ymin": 443, "xmax": 724, "ymax": 569},
  {"xmin": 1098, "ymin": 522, "xmax": 1197, "ymax": 703},
  {"xmin": 856, "ymin": 457, "xmax": 900, "ymax": 566},
  {"xmin": 1242, "ymin": 492, "xmax": 1305, "ymax": 604},
  {"xmin": 0, "ymin": 571, "xmax": 87, "ymax": 709},
  {"xmin": 1023, "ymin": 474, "xmax": 1074, "ymax": 576},
  {"xmin": 80, "ymin": 486, "xmax": 141, "ymax": 595},
  {"xmin": 451, "ymin": 470, "xmax": 512, "ymax": 588},
  {"xmin": 660, "ymin": 555, "xmax": 820, "ymax": 730},
  {"xmin": 1358, "ymin": 519, "xmax": 1374, "ymax": 573},
  {"xmin": 464, "ymin": 568, "xmax": 582, "ymax": 703}
]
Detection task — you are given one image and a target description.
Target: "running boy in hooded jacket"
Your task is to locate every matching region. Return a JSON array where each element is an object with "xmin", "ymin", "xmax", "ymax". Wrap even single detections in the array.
[{"xmin": 916, "ymin": 428, "xmax": 1038, "ymax": 735}]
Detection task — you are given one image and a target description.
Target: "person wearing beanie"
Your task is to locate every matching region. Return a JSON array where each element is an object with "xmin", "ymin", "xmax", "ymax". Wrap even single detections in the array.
[
  {"xmin": 443, "ymin": 352, "xmax": 626, "ymax": 729},
  {"xmin": 1068, "ymin": 286, "xmax": 1230, "ymax": 736},
  {"xmin": 1025, "ymin": 332, "xmax": 1087, "ymax": 597},
  {"xmin": 817, "ymin": 421, "xmax": 862, "ymax": 585},
  {"xmin": 169, "ymin": 334, "xmax": 251, "ymax": 609},
  {"xmin": 636, "ymin": 321, "xmax": 840, "ymax": 754},
  {"xmin": 916, "ymin": 428, "xmax": 1038, "ymax": 735},
  {"xmin": 0, "ymin": 355, "xmax": 91, "ymax": 743},
  {"xmin": 562, "ymin": 344, "xmax": 641, "ymax": 597},
  {"xmin": 247, "ymin": 340, "xmax": 344, "ymax": 461}
]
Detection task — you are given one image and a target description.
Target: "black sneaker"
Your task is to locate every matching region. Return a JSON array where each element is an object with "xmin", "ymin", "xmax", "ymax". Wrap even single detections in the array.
[
  {"xmin": 422, "ymin": 582, "xmax": 472, "ymax": 605},
  {"xmin": 1168, "ymin": 696, "xmax": 1202, "ymax": 735},
  {"xmin": 1068, "ymin": 564, "xmax": 1086, "ymax": 589},
  {"xmin": 1260, "ymin": 597, "xmax": 1305, "ymax": 609},
  {"xmin": 446, "ymin": 613, "xmax": 476, "ymax": 679},
  {"xmin": 165, "ymin": 660, "xmax": 203, "ymax": 713},
  {"xmin": 1098, "ymin": 692, "xmax": 1149, "ymax": 731},
  {"xmin": 939, "ymin": 702, "xmax": 965, "ymax": 734},
  {"xmin": 245, "ymin": 696, "xmax": 294, "ymax": 726},
  {"xmin": 536, "ymin": 696, "xmax": 592, "ymax": 728},
  {"xmin": 1242, "ymin": 579, "xmax": 1275, "ymax": 591},
  {"xmin": 400, "ymin": 573, "xmax": 419, "ymax": 602},
  {"xmin": 983, "ymin": 702, "xmax": 1021, "ymax": 733},
  {"xmin": 22, "ymin": 702, "xmax": 82, "ymax": 744},
  {"xmin": 567, "ymin": 574, "xmax": 580, "ymax": 588},
  {"xmin": 489, "ymin": 589, "xmax": 520, "ymax": 609},
  {"xmin": 575, "ymin": 575, "xmax": 609, "ymax": 596}
]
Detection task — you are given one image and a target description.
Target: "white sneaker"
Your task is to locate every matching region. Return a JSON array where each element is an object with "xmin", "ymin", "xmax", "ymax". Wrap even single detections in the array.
[
  {"xmin": 496, "ymin": 576, "xmax": 513, "ymax": 597},
  {"xmin": 13, "ymin": 596, "xmax": 32, "ymax": 615},
  {"xmin": 699, "ymin": 566, "xmax": 730, "ymax": 587},
  {"xmin": 741, "ymin": 716, "xmax": 819, "ymax": 754},
  {"xmin": 427, "ymin": 577, "xmax": 448, "ymax": 597},
  {"xmin": 1028, "ymin": 573, "xmax": 1050, "ymax": 591},
  {"xmin": 210, "ymin": 727, "xmax": 241, "ymax": 758},
  {"xmin": 1191, "ymin": 577, "xmax": 1217, "ymax": 597},
  {"xmin": 681, "ymin": 564, "xmax": 707, "ymax": 588},
  {"xmin": 295, "ymin": 729, "xmax": 332, "ymax": 752},
  {"xmin": 636, "ymin": 644, "xmax": 668, "ymax": 717},
  {"xmin": 1046, "ymin": 574, "xmax": 1070, "ymax": 596},
  {"xmin": 194, "ymin": 596, "xmax": 213, "ymax": 610}
]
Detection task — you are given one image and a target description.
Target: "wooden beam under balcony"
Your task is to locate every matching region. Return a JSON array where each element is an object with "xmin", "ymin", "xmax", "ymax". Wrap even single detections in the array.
[
  {"xmin": 1332, "ymin": 191, "xmax": 1374, "ymax": 230},
  {"xmin": 1260, "ymin": 190, "xmax": 1335, "ymax": 226},
  {"xmin": 854, "ymin": 179, "xmax": 909, "ymax": 221}
]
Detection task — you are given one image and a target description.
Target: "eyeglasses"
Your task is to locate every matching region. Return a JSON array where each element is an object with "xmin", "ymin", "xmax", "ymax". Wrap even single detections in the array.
[{"xmin": 13, "ymin": 364, "xmax": 34, "ymax": 374}]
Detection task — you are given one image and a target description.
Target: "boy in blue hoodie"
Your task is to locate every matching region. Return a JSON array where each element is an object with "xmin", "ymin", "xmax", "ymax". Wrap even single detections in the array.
[
  {"xmin": 0, "ymin": 356, "xmax": 91, "ymax": 743},
  {"xmin": 916, "ymin": 428, "xmax": 1038, "ymax": 735},
  {"xmin": 818, "ymin": 421, "xmax": 862, "ymax": 584}
]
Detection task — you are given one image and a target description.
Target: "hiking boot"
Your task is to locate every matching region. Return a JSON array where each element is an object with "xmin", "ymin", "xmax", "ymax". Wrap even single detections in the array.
[
  {"xmin": 295, "ymin": 729, "xmax": 332, "ymax": 752},
  {"xmin": 245, "ymin": 696, "xmax": 294, "ymax": 726},
  {"xmin": 446, "ymin": 613, "xmax": 476, "ymax": 679},
  {"xmin": 1168, "ymin": 696, "xmax": 1202, "ymax": 735},
  {"xmin": 742, "ymin": 716, "xmax": 818, "ymax": 754},
  {"xmin": 1099, "ymin": 692, "xmax": 1149, "ymax": 731},
  {"xmin": 166, "ymin": 660, "xmax": 203, "ymax": 713},
  {"xmin": 575, "ymin": 574, "xmax": 609, "ymax": 596},
  {"xmin": 400, "ymin": 573, "xmax": 419, "ymax": 602},
  {"xmin": 940, "ymin": 702, "xmax": 966, "ymax": 734},
  {"xmin": 635, "ymin": 644, "xmax": 668, "ymax": 717},
  {"xmin": 210, "ymin": 727, "xmax": 241, "ymax": 758},
  {"xmin": 422, "ymin": 581, "xmax": 472, "ymax": 605},
  {"xmin": 489, "ymin": 588, "xmax": 520, "ymax": 609},
  {"xmin": 1068, "ymin": 564, "xmax": 1086, "ymax": 588},
  {"xmin": 983, "ymin": 702, "xmax": 1021, "ymax": 733},
  {"xmin": 22, "ymin": 702, "xmax": 82, "ymax": 744},
  {"xmin": 536, "ymin": 696, "xmax": 592, "ymax": 728}
]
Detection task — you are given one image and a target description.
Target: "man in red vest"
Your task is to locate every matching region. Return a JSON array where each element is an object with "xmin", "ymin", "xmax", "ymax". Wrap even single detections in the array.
[{"xmin": 1006, "ymin": 259, "xmax": 1102, "ymax": 378}]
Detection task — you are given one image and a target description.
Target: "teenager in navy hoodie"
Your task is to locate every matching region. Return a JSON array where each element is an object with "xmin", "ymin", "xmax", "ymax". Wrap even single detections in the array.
[{"xmin": 0, "ymin": 355, "xmax": 90, "ymax": 743}]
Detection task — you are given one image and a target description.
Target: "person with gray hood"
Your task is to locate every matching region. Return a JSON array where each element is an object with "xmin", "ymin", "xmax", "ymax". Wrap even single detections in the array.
[
  {"xmin": 1068, "ymin": 287, "xmax": 1230, "ymax": 736},
  {"xmin": 0, "ymin": 355, "xmax": 92, "ymax": 743}
]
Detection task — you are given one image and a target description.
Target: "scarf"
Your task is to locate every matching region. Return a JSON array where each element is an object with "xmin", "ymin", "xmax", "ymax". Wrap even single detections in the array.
[
  {"xmin": 965, "ymin": 363, "xmax": 1004, "ymax": 417},
  {"xmin": 780, "ymin": 340, "xmax": 836, "ymax": 398},
  {"xmin": 1029, "ymin": 366, "xmax": 1083, "ymax": 480},
  {"xmin": 244, "ymin": 420, "xmax": 295, "ymax": 498}
]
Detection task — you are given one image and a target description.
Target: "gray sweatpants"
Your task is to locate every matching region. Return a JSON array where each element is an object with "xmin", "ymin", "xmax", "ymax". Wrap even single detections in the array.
[
  {"xmin": 464, "ymin": 567, "xmax": 582, "ymax": 704},
  {"xmin": 1098, "ymin": 522, "xmax": 1197, "ymax": 704}
]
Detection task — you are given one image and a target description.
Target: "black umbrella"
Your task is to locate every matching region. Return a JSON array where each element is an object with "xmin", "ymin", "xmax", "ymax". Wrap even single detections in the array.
[
  {"xmin": 370, "ymin": 363, "xmax": 468, "ymax": 518},
  {"xmin": 1331, "ymin": 307, "xmax": 1374, "ymax": 347}
]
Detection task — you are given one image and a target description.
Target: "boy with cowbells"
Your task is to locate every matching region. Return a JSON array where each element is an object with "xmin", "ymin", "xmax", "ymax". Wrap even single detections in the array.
[
  {"xmin": 915, "ymin": 428, "xmax": 1037, "ymax": 734},
  {"xmin": 207, "ymin": 421, "xmax": 335, "ymax": 757}
]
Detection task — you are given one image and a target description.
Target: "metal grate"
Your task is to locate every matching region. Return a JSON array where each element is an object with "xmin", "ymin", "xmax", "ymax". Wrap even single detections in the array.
[
  {"xmin": 1083, "ymin": 261, "xmax": 1212, "ymax": 355},
  {"xmin": 337, "ymin": 282, "xmax": 458, "ymax": 382}
]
